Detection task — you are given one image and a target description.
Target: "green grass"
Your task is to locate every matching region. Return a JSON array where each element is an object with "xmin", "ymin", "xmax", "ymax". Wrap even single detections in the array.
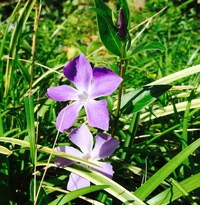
[{"xmin": 0, "ymin": 0, "xmax": 200, "ymax": 204}]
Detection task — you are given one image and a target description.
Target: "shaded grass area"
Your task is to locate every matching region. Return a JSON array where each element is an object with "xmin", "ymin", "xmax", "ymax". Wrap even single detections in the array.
[{"xmin": 0, "ymin": 0, "xmax": 200, "ymax": 204}]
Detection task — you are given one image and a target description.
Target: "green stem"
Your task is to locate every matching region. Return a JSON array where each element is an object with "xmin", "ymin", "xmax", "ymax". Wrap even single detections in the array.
[
  {"xmin": 111, "ymin": 43, "xmax": 126, "ymax": 138},
  {"xmin": 182, "ymin": 89, "xmax": 194, "ymax": 167}
]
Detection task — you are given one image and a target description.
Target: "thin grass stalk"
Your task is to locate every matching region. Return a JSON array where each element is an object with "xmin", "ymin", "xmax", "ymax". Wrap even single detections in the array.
[
  {"xmin": 120, "ymin": 112, "xmax": 140, "ymax": 161},
  {"xmin": 140, "ymin": 124, "xmax": 181, "ymax": 149},
  {"xmin": 0, "ymin": 0, "xmax": 22, "ymax": 100},
  {"xmin": 24, "ymin": 97, "xmax": 35, "ymax": 164},
  {"xmin": 170, "ymin": 178, "xmax": 196, "ymax": 204},
  {"xmin": 4, "ymin": 0, "xmax": 36, "ymax": 97},
  {"xmin": 181, "ymin": 89, "xmax": 195, "ymax": 168},
  {"xmin": 147, "ymin": 64, "xmax": 200, "ymax": 86},
  {"xmin": 0, "ymin": 0, "xmax": 22, "ymax": 59},
  {"xmin": 33, "ymin": 104, "xmax": 67, "ymax": 205},
  {"xmin": 134, "ymin": 138, "xmax": 200, "ymax": 200},
  {"xmin": 112, "ymin": 42, "xmax": 126, "ymax": 138},
  {"xmin": 147, "ymin": 173, "xmax": 200, "ymax": 204},
  {"xmin": 0, "ymin": 109, "xmax": 4, "ymax": 136},
  {"xmin": 31, "ymin": 0, "xmax": 42, "ymax": 201}
]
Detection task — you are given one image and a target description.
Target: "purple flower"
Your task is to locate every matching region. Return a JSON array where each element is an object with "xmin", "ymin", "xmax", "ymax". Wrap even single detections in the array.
[
  {"xmin": 55, "ymin": 124, "xmax": 119, "ymax": 191},
  {"xmin": 47, "ymin": 54, "xmax": 122, "ymax": 132}
]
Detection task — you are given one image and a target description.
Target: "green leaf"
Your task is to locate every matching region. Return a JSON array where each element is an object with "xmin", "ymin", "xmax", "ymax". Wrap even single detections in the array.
[
  {"xmin": 3, "ymin": 0, "xmax": 36, "ymax": 96},
  {"xmin": 121, "ymin": 85, "xmax": 172, "ymax": 114},
  {"xmin": 147, "ymin": 64, "xmax": 200, "ymax": 85},
  {"xmin": 38, "ymin": 98, "xmax": 55, "ymax": 118},
  {"xmin": 90, "ymin": 7, "xmax": 116, "ymax": 31},
  {"xmin": 30, "ymin": 179, "xmax": 51, "ymax": 204},
  {"xmin": 0, "ymin": 137, "xmax": 100, "ymax": 168},
  {"xmin": 0, "ymin": 145, "xmax": 12, "ymax": 155},
  {"xmin": 147, "ymin": 173, "xmax": 200, "ymax": 205},
  {"xmin": 143, "ymin": 41, "xmax": 166, "ymax": 51},
  {"xmin": 0, "ymin": 108, "xmax": 4, "ymax": 136},
  {"xmin": 49, "ymin": 185, "xmax": 109, "ymax": 204},
  {"xmin": 140, "ymin": 98, "xmax": 200, "ymax": 122},
  {"xmin": 24, "ymin": 96, "xmax": 36, "ymax": 164},
  {"xmin": 37, "ymin": 163, "xmax": 146, "ymax": 205},
  {"xmin": 93, "ymin": 0, "xmax": 122, "ymax": 56},
  {"xmin": 127, "ymin": 41, "xmax": 166, "ymax": 58},
  {"xmin": 134, "ymin": 138, "xmax": 200, "ymax": 200}
]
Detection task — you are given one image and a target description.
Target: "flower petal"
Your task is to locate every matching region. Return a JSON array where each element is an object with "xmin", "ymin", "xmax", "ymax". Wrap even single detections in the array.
[
  {"xmin": 46, "ymin": 85, "xmax": 79, "ymax": 101},
  {"xmin": 84, "ymin": 99, "xmax": 109, "ymax": 130},
  {"xmin": 90, "ymin": 67, "xmax": 122, "ymax": 99},
  {"xmin": 63, "ymin": 54, "xmax": 92, "ymax": 92},
  {"xmin": 67, "ymin": 173, "xmax": 90, "ymax": 191},
  {"xmin": 69, "ymin": 124, "xmax": 93, "ymax": 154},
  {"xmin": 93, "ymin": 161, "xmax": 114, "ymax": 179},
  {"xmin": 56, "ymin": 102, "xmax": 82, "ymax": 132},
  {"xmin": 54, "ymin": 146, "xmax": 82, "ymax": 166},
  {"xmin": 92, "ymin": 133, "xmax": 119, "ymax": 160}
]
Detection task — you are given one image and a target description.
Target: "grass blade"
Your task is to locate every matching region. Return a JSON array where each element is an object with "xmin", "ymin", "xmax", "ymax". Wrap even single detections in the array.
[
  {"xmin": 37, "ymin": 163, "xmax": 146, "ymax": 205},
  {"xmin": 147, "ymin": 64, "xmax": 200, "ymax": 85},
  {"xmin": 4, "ymin": 0, "xmax": 36, "ymax": 97},
  {"xmin": 0, "ymin": 137, "xmax": 100, "ymax": 168},
  {"xmin": 134, "ymin": 138, "xmax": 200, "ymax": 200},
  {"xmin": 147, "ymin": 173, "xmax": 200, "ymax": 205},
  {"xmin": 24, "ymin": 96, "xmax": 36, "ymax": 164},
  {"xmin": 48, "ymin": 185, "xmax": 109, "ymax": 204}
]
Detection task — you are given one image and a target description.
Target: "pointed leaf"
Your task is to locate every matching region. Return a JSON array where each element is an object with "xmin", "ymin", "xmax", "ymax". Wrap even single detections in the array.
[
  {"xmin": 143, "ymin": 41, "xmax": 166, "ymax": 51},
  {"xmin": 93, "ymin": 0, "xmax": 122, "ymax": 56},
  {"xmin": 128, "ymin": 41, "xmax": 166, "ymax": 58},
  {"xmin": 147, "ymin": 173, "xmax": 200, "ymax": 205},
  {"xmin": 24, "ymin": 96, "xmax": 36, "ymax": 164},
  {"xmin": 0, "ymin": 146, "xmax": 12, "ymax": 155},
  {"xmin": 121, "ymin": 85, "xmax": 172, "ymax": 113},
  {"xmin": 0, "ymin": 137, "xmax": 100, "ymax": 168},
  {"xmin": 90, "ymin": 7, "xmax": 116, "ymax": 31},
  {"xmin": 134, "ymin": 138, "xmax": 200, "ymax": 200},
  {"xmin": 49, "ymin": 185, "xmax": 109, "ymax": 204},
  {"xmin": 37, "ymin": 163, "xmax": 146, "ymax": 205}
]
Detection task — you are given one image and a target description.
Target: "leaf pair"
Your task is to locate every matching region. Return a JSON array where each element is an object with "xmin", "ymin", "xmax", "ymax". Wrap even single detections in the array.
[{"xmin": 92, "ymin": 0, "xmax": 130, "ymax": 56}]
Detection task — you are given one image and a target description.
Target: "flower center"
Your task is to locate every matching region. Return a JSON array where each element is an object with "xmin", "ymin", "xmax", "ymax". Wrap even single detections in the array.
[
  {"xmin": 78, "ymin": 91, "xmax": 89, "ymax": 102},
  {"xmin": 82, "ymin": 153, "xmax": 92, "ymax": 161}
]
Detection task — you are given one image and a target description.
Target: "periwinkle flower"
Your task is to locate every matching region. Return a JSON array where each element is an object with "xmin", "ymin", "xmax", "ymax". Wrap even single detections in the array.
[
  {"xmin": 55, "ymin": 123, "xmax": 119, "ymax": 190},
  {"xmin": 47, "ymin": 54, "xmax": 122, "ymax": 132}
]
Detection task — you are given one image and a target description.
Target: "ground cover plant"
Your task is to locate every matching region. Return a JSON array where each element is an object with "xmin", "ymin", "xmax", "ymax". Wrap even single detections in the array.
[{"xmin": 0, "ymin": 0, "xmax": 200, "ymax": 204}]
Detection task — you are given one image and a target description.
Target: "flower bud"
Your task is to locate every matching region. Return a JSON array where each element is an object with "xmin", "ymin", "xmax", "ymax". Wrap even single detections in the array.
[{"xmin": 117, "ymin": 8, "xmax": 128, "ymax": 40}]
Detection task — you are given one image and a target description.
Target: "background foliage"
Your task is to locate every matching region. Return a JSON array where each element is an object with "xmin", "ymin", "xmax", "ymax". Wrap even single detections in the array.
[{"xmin": 0, "ymin": 0, "xmax": 200, "ymax": 204}]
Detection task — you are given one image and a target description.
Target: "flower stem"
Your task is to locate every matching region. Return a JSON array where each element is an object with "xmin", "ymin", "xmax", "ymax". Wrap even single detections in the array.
[{"xmin": 112, "ymin": 43, "xmax": 126, "ymax": 138}]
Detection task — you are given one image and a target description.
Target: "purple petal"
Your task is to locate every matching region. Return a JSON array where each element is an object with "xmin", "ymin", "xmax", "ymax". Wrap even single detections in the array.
[
  {"xmin": 93, "ymin": 161, "xmax": 114, "ymax": 179},
  {"xmin": 54, "ymin": 146, "xmax": 82, "ymax": 166},
  {"xmin": 69, "ymin": 124, "xmax": 93, "ymax": 154},
  {"xmin": 56, "ymin": 102, "xmax": 82, "ymax": 132},
  {"xmin": 67, "ymin": 173, "xmax": 90, "ymax": 191},
  {"xmin": 92, "ymin": 133, "xmax": 119, "ymax": 160},
  {"xmin": 90, "ymin": 67, "xmax": 123, "ymax": 99},
  {"xmin": 84, "ymin": 99, "xmax": 109, "ymax": 131},
  {"xmin": 63, "ymin": 54, "xmax": 92, "ymax": 92},
  {"xmin": 46, "ymin": 85, "xmax": 79, "ymax": 101}
]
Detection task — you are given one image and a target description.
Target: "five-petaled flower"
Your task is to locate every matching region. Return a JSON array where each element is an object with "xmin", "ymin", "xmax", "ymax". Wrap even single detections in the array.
[
  {"xmin": 47, "ymin": 53, "xmax": 122, "ymax": 132},
  {"xmin": 55, "ymin": 123, "xmax": 119, "ymax": 190}
]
